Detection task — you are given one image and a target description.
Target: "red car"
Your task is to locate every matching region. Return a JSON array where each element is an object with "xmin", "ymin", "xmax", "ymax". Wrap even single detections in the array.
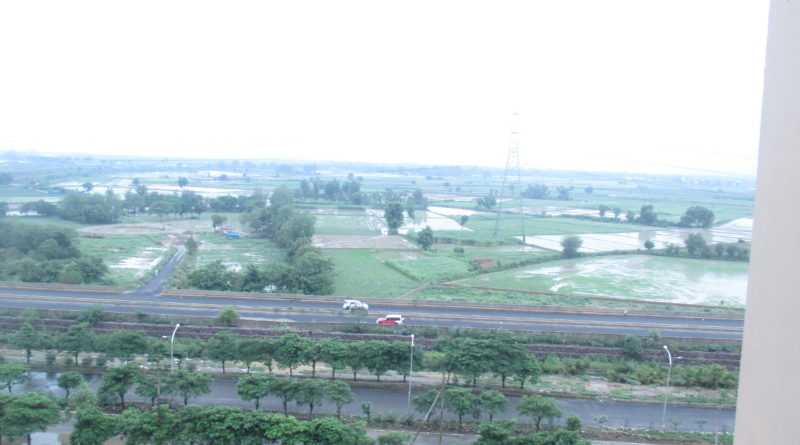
[{"xmin": 376, "ymin": 314, "xmax": 404, "ymax": 325}]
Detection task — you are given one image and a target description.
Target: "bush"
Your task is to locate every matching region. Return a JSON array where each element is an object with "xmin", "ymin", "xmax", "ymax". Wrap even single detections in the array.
[
  {"xmin": 45, "ymin": 352, "xmax": 57, "ymax": 367},
  {"xmin": 95, "ymin": 355, "xmax": 107, "ymax": 368},
  {"xmin": 621, "ymin": 336, "xmax": 644, "ymax": 360},
  {"xmin": 376, "ymin": 432, "xmax": 411, "ymax": 445}
]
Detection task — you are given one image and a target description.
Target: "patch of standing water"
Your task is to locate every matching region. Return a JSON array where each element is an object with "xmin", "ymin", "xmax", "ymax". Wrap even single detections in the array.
[{"xmin": 517, "ymin": 218, "xmax": 753, "ymax": 253}]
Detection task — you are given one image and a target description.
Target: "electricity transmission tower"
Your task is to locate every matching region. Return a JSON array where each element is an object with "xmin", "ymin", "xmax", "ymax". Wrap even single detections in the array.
[{"xmin": 493, "ymin": 112, "xmax": 526, "ymax": 242}]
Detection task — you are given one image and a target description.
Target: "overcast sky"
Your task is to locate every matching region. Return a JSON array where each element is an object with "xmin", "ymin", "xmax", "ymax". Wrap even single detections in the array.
[{"xmin": 0, "ymin": 1, "xmax": 768, "ymax": 175}]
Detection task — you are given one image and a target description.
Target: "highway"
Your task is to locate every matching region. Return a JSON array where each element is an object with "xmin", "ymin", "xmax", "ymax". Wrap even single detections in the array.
[{"xmin": 0, "ymin": 285, "xmax": 743, "ymax": 340}]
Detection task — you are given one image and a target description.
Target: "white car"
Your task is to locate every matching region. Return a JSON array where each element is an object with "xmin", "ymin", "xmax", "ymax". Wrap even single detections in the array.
[{"xmin": 343, "ymin": 299, "xmax": 369, "ymax": 311}]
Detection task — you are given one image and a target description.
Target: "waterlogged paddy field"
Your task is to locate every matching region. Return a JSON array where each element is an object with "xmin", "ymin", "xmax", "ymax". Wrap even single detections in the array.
[{"xmin": 456, "ymin": 255, "xmax": 749, "ymax": 307}]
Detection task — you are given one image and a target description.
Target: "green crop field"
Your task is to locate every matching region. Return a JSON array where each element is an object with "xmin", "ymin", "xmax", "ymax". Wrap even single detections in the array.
[
  {"xmin": 193, "ymin": 234, "xmax": 285, "ymax": 269},
  {"xmin": 325, "ymin": 249, "xmax": 421, "ymax": 299}
]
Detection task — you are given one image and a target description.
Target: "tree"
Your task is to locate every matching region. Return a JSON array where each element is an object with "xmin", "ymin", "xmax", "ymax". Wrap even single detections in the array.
[
  {"xmin": 97, "ymin": 365, "xmax": 140, "ymax": 410},
  {"xmin": 566, "ymin": 414, "xmax": 582, "ymax": 431},
  {"xmin": 270, "ymin": 378, "xmax": 298, "ymax": 416},
  {"xmin": 517, "ymin": 394, "xmax": 562, "ymax": 432},
  {"xmin": 476, "ymin": 191, "xmax": 497, "ymax": 210},
  {"xmin": 275, "ymin": 334, "xmax": 310, "ymax": 376},
  {"xmin": 217, "ymin": 306, "xmax": 240, "ymax": 327},
  {"xmin": 70, "ymin": 406, "xmax": 121, "ymax": 445},
  {"xmin": 556, "ymin": 186, "xmax": 573, "ymax": 201},
  {"xmin": 82, "ymin": 181, "xmax": 94, "ymax": 192},
  {"xmin": 584, "ymin": 185, "xmax": 594, "ymax": 194},
  {"xmin": 639, "ymin": 204, "xmax": 657, "ymax": 225},
  {"xmin": 57, "ymin": 371, "xmax": 85, "ymax": 400},
  {"xmin": 134, "ymin": 372, "xmax": 166, "ymax": 406},
  {"xmin": 360, "ymin": 341, "xmax": 393, "ymax": 382},
  {"xmin": 178, "ymin": 177, "xmax": 189, "ymax": 188},
  {"xmin": 445, "ymin": 387, "xmax": 479, "ymax": 429},
  {"xmin": 474, "ymin": 420, "xmax": 517, "ymax": 445},
  {"xmin": 303, "ymin": 416, "xmax": 373, "ymax": 445},
  {"xmin": 478, "ymin": 390, "xmax": 508, "ymax": 422},
  {"xmin": 237, "ymin": 373, "xmax": 275, "ymax": 409},
  {"xmin": 621, "ymin": 336, "xmax": 644, "ymax": 360},
  {"xmin": 406, "ymin": 206, "xmax": 415, "ymax": 219},
  {"xmin": 326, "ymin": 380, "xmax": 354, "ymax": 419},
  {"xmin": 417, "ymin": 225, "xmax": 434, "ymax": 250},
  {"xmin": 560, "ymin": 235, "xmax": 583, "ymax": 258},
  {"xmin": 58, "ymin": 322, "xmax": 96, "ymax": 364},
  {"xmin": 459, "ymin": 215, "xmax": 469, "ymax": 229},
  {"xmin": 205, "ymin": 331, "xmax": 238, "ymax": 373},
  {"xmin": 0, "ymin": 364, "xmax": 28, "ymax": 392},
  {"xmin": 185, "ymin": 236, "xmax": 198, "ymax": 255},
  {"xmin": 384, "ymin": 202, "xmax": 405, "ymax": 233},
  {"xmin": 187, "ymin": 260, "xmax": 237, "ymax": 291},
  {"xmin": 165, "ymin": 370, "xmax": 213, "ymax": 406},
  {"xmin": 522, "ymin": 184, "xmax": 549, "ymax": 199},
  {"xmin": 211, "ymin": 214, "xmax": 227, "ymax": 230},
  {"xmin": 10, "ymin": 322, "xmax": 45, "ymax": 364},
  {"xmin": 644, "ymin": 240, "xmax": 655, "ymax": 251},
  {"xmin": 104, "ymin": 330, "xmax": 150, "ymax": 363},
  {"xmin": 598, "ymin": 205, "xmax": 608, "ymax": 217},
  {"xmin": 513, "ymin": 355, "xmax": 542, "ymax": 389},
  {"xmin": 2, "ymin": 392, "xmax": 60, "ymax": 445},
  {"xmin": 685, "ymin": 233, "xmax": 709, "ymax": 256},
  {"xmin": 318, "ymin": 337, "xmax": 349, "ymax": 379},
  {"xmin": 680, "ymin": 206, "xmax": 715, "ymax": 228}
]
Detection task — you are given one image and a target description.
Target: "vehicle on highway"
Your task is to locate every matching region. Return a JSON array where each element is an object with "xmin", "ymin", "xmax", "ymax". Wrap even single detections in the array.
[
  {"xmin": 376, "ymin": 314, "xmax": 404, "ymax": 325},
  {"xmin": 343, "ymin": 299, "xmax": 369, "ymax": 310}
]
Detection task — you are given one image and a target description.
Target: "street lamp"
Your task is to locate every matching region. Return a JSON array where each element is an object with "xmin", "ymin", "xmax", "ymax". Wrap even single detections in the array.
[
  {"xmin": 170, "ymin": 323, "xmax": 181, "ymax": 372},
  {"xmin": 662, "ymin": 345, "xmax": 672, "ymax": 429},
  {"xmin": 406, "ymin": 334, "xmax": 415, "ymax": 413}
]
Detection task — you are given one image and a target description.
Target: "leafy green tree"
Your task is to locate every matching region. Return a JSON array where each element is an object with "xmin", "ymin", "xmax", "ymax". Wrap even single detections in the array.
[
  {"xmin": 134, "ymin": 372, "xmax": 167, "ymax": 406},
  {"xmin": 318, "ymin": 337, "xmax": 349, "ymax": 379},
  {"xmin": 644, "ymin": 240, "xmax": 655, "ymax": 251},
  {"xmin": 478, "ymin": 390, "xmax": 508, "ymax": 422},
  {"xmin": 685, "ymin": 233, "xmax": 710, "ymax": 256},
  {"xmin": 522, "ymin": 184, "xmax": 549, "ymax": 199},
  {"xmin": 211, "ymin": 214, "xmax": 227, "ymax": 230},
  {"xmin": 598, "ymin": 204, "xmax": 608, "ymax": 217},
  {"xmin": 187, "ymin": 260, "xmax": 237, "ymax": 291},
  {"xmin": 104, "ymin": 330, "xmax": 150, "ymax": 363},
  {"xmin": 417, "ymin": 225, "xmax": 434, "ymax": 250},
  {"xmin": 58, "ymin": 322, "xmax": 96, "ymax": 364},
  {"xmin": 303, "ymin": 416, "xmax": 373, "ymax": 445},
  {"xmin": 487, "ymin": 338, "xmax": 530, "ymax": 388},
  {"xmin": 120, "ymin": 405, "xmax": 179, "ymax": 445},
  {"xmin": 205, "ymin": 331, "xmax": 238, "ymax": 373},
  {"xmin": 566, "ymin": 414, "xmax": 582, "ymax": 431},
  {"xmin": 361, "ymin": 401, "xmax": 372, "ymax": 423},
  {"xmin": 459, "ymin": 215, "xmax": 469, "ymax": 229},
  {"xmin": 82, "ymin": 181, "xmax": 94, "ymax": 192},
  {"xmin": 0, "ymin": 363, "xmax": 28, "ymax": 392},
  {"xmin": 98, "ymin": 365, "xmax": 140, "ymax": 410},
  {"xmin": 326, "ymin": 380, "xmax": 354, "ymax": 419},
  {"xmin": 476, "ymin": 191, "xmax": 497, "ymax": 210},
  {"xmin": 165, "ymin": 370, "xmax": 213, "ymax": 406},
  {"xmin": 621, "ymin": 336, "xmax": 644, "ymax": 360},
  {"xmin": 217, "ymin": 306, "xmax": 240, "ymax": 327},
  {"xmin": 178, "ymin": 177, "xmax": 189, "ymax": 188},
  {"xmin": 513, "ymin": 354, "xmax": 542, "ymax": 389},
  {"xmin": 270, "ymin": 378, "xmax": 298, "ymax": 416},
  {"xmin": 239, "ymin": 264, "xmax": 267, "ymax": 293},
  {"xmin": 445, "ymin": 387, "xmax": 479, "ymax": 429},
  {"xmin": 346, "ymin": 341, "xmax": 368, "ymax": 381},
  {"xmin": 70, "ymin": 406, "xmax": 121, "ymax": 445},
  {"xmin": 412, "ymin": 390, "xmax": 440, "ymax": 420},
  {"xmin": 275, "ymin": 334, "xmax": 311, "ymax": 376},
  {"xmin": 2, "ymin": 392, "xmax": 60, "ymax": 445},
  {"xmin": 384, "ymin": 202, "xmax": 405, "ymax": 234},
  {"xmin": 10, "ymin": 322, "xmax": 46, "ymax": 364},
  {"xmin": 185, "ymin": 236, "xmax": 198, "ymax": 255},
  {"xmin": 680, "ymin": 206, "xmax": 715, "ymax": 228},
  {"xmin": 236, "ymin": 373, "xmax": 275, "ymax": 409},
  {"xmin": 235, "ymin": 338, "xmax": 265, "ymax": 373},
  {"xmin": 517, "ymin": 394, "xmax": 563, "ymax": 432},
  {"xmin": 275, "ymin": 212, "xmax": 316, "ymax": 249},
  {"xmin": 556, "ymin": 185, "xmax": 573, "ymax": 201},
  {"xmin": 560, "ymin": 235, "xmax": 583, "ymax": 258},
  {"xmin": 474, "ymin": 420, "xmax": 517, "ymax": 445},
  {"xmin": 361, "ymin": 340, "xmax": 392, "ymax": 381},
  {"xmin": 57, "ymin": 371, "xmax": 85, "ymax": 400},
  {"xmin": 292, "ymin": 378, "xmax": 330, "ymax": 416},
  {"xmin": 638, "ymin": 204, "xmax": 657, "ymax": 225}
]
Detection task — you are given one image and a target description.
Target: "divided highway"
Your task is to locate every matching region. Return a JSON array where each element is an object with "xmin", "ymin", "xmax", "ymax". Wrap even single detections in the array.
[{"xmin": 0, "ymin": 284, "xmax": 743, "ymax": 340}]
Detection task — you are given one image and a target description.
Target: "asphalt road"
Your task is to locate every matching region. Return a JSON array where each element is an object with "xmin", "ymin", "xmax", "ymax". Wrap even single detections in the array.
[
  {"xmin": 23, "ymin": 371, "xmax": 736, "ymax": 433},
  {"xmin": 0, "ymin": 287, "xmax": 743, "ymax": 340}
]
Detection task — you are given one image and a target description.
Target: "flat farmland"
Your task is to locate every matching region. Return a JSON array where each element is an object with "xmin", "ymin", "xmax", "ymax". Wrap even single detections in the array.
[{"xmin": 326, "ymin": 249, "xmax": 421, "ymax": 299}]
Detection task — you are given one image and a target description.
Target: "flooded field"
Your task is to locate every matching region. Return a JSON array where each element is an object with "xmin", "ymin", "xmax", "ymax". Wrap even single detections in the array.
[
  {"xmin": 458, "ymin": 255, "xmax": 749, "ymax": 306},
  {"xmin": 519, "ymin": 218, "xmax": 753, "ymax": 252}
]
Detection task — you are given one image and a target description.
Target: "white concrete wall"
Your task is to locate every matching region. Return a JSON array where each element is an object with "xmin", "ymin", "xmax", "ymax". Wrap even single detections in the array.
[{"xmin": 734, "ymin": 1, "xmax": 800, "ymax": 443}]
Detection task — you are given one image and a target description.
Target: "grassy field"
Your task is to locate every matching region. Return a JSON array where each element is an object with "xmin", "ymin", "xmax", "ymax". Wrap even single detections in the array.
[
  {"xmin": 194, "ymin": 233, "xmax": 285, "ymax": 269},
  {"xmin": 325, "ymin": 249, "xmax": 421, "ymax": 299},
  {"xmin": 311, "ymin": 210, "xmax": 380, "ymax": 236}
]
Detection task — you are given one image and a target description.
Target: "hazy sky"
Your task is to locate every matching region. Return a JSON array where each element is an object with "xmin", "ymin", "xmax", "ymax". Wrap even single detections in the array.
[{"xmin": 0, "ymin": 1, "xmax": 768, "ymax": 175}]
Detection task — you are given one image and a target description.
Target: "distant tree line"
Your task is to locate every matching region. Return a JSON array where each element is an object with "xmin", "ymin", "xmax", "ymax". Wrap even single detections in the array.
[{"xmin": 0, "ymin": 221, "xmax": 108, "ymax": 284}]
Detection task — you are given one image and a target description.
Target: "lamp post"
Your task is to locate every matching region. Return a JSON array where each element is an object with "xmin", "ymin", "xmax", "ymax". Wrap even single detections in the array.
[
  {"xmin": 170, "ymin": 323, "xmax": 181, "ymax": 372},
  {"xmin": 406, "ymin": 334, "xmax": 415, "ymax": 413},
  {"xmin": 661, "ymin": 345, "xmax": 672, "ymax": 429}
]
